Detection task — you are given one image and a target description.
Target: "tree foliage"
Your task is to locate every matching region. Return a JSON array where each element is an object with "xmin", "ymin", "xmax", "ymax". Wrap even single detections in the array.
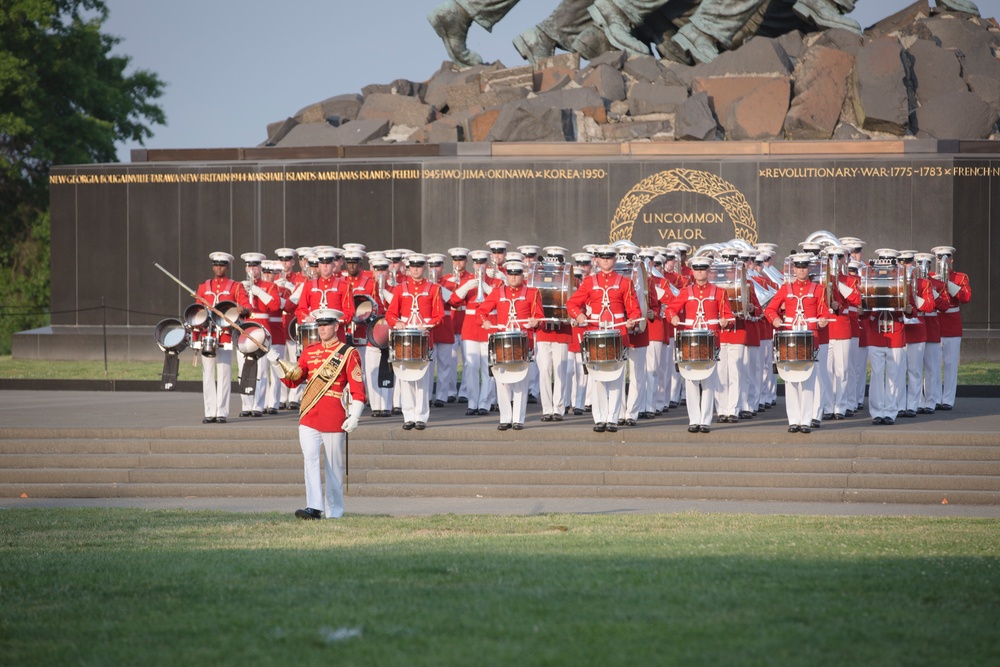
[{"xmin": 0, "ymin": 0, "xmax": 165, "ymax": 353}]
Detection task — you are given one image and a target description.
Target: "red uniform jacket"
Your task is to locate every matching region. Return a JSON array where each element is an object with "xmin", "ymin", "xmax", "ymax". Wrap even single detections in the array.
[
  {"xmin": 475, "ymin": 284, "xmax": 544, "ymax": 345},
  {"xmin": 932, "ymin": 270, "xmax": 971, "ymax": 338},
  {"xmin": 663, "ymin": 282, "xmax": 734, "ymax": 334},
  {"xmin": 566, "ymin": 270, "xmax": 642, "ymax": 345},
  {"xmin": 281, "ymin": 342, "xmax": 366, "ymax": 433},
  {"xmin": 828, "ymin": 274, "xmax": 861, "ymax": 341},
  {"xmin": 196, "ymin": 277, "xmax": 251, "ymax": 346},
  {"xmin": 344, "ymin": 272, "xmax": 384, "ymax": 347},
  {"xmin": 764, "ymin": 280, "xmax": 831, "ymax": 349},
  {"xmin": 442, "ymin": 270, "xmax": 471, "ymax": 335},
  {"xmin": 385, "ymin": 277, "xmax": 445, "ymax": 346}
]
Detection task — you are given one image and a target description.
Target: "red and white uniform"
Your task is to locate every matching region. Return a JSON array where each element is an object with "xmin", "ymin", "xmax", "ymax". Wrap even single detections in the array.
[
  {"xmin": 282, "ymin": 341, "xmax": 366, "ymax": 518},
  {"xmin": 920, "ymin": 275, "xmax": 953, "ymax": 411},
  {"xmin": 933, "ymin": 269, "xmax": 971, "ymax": 407},
  {"xmin": 240, "ymin": 278, "xmax": 282, "ymax": 414},
  {"xmin": 385, "ymin": 277, "xmax": 445, "ymax": 425},
  {"xmin": 826, "ymin": 274, "xmax": 861, "ymax": 416},
  {"xmin": 296, "ymin": 276, "xmax": 355, "ymax": 343},
  {"xmin": 449, "ymin": 273, "xmax": 502, "ymax": 413},
  {"xmin": 195, "ymin": 277, "xmax": 250, "ymax": 421},
  {"xmin": 903, "ymin": 277, "xmax": 936, "ymax": 413}
]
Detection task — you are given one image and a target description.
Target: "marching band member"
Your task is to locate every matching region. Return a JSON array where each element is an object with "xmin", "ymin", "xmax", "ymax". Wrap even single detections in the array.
[
  {"xmin": 343, "ymin": 248, "xmax": 385, "ymax": 411},
  {"xmin": 365, "ymin": 254, "xmax": 395, "ymax": 417},
  {"xmin": 278, "ymin": 247, "xmax": 308, "ymax": 410},
  {"xmin": 931, "ymin": 246, "xmax": 971, "ymax": 411},
  {"xmin": 616, "ymin": 241, "xmax": 650, "ymax": 427},
  {"xmin": 295, "ymin": 247, "xmax": 355, "ymax": 341},
  {"xmin": 864, "ymin": 249, "xmax": 909, "ymax": 426},
  {"xmin": 450, "ymin": 250, "xmax": 497, "ymax": 416},
  {"xmin": 824, "ymin": 246, "xmax": 860, "ymax": 420},
  {"xmin": 715, "ymin": 248, "xmax": 760, "ymax": 423},
  {"xmin": 271, "ymin": 307, "xmax": 365, "ymax": 520},
  {"xmin": 385, "ymin": 253, "xmax": 445, "ymax": 430},
  {"xmin": 664, "ymin": 255, "xmax": 733, "ymax": 434},
  {"xmin": 640, "ymin": 248, "xmax": 666, "ymax": 420},
  {"xmin": 427, "ymin": 253, "xmax": 458, "ymax": 407},
  {"xmin": 799, "ymin": 242, "xmax": 827, "ymax": 429},
  {"xmin": 476, "ymin": 260, "xmax": 543, "ymax": 430},
  {"xmin": 662, "ymin": 249, "xmax": 687, "ymax": 409},
  {"xmin": 764, "ymin": 253, "xmax": 830, "ymax": 433},
  {"xmin": 899, "ymin": 251, "xmax": 933, "ymax": 418},
  {"xmin": 260, "ymin": 259, "xmax": 293, "ymax": 415},
  {"xmin": 567, "ymin": 244, "xmax": 642, "ymax": 433},
  {"xmin": 444, "ymin": 247, "xmax": 473, "ymax": 404},
  {"xmin": 295, "ymin": 246, "xmax": 315, "ymax": 280},
  {"xmin": 738, "ymin": 249, "xmax": 764, "ymax": 418},
  {"xmin": 916, "ymin": 252, "xmax": 951, "ymax": 414},
  {"xmin": 534, "ymin": 246, "xmax": 573, "ymax": 422},
  {"xmin": 237, "ymin": 252, "xmax": 282, "ymax": 418},
  {"xmin": 196, "ymin": 252, "xmax": 250, "ymax": 424},
  {"xmin": 568, "ymin": 260, "xmax": 591, "ymax": 415},
  {"xmin": 749, "ymin": 251, "xmax": 776, "ymax": 412}
]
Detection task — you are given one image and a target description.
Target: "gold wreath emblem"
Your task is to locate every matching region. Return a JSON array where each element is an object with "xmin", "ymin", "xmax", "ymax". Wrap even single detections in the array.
[{"xmin": 609, "ymin": 169, "xmax": 758, "ymax": 245}]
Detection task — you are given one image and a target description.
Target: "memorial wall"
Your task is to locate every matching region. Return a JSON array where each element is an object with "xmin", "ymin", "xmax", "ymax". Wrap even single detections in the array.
[{"xmin": 26, "ymin": 142, "xmax": 999, "ymax": 361}]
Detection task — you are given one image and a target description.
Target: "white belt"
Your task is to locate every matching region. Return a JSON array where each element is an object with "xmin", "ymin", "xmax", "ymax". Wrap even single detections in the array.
[
  {"xmin": 923, "ymin": 312, "xmax": 937, "ymax": 317},
  {"xmin": 783, "ymin": 317, "xmax": 818, "ymax": 324},
  {"xmin": 268, "ymin": 316, "xmax": 283, "ymax": 323},
  {"xmin": 847, "ymin": 307, "xmax": 858, "ymax": 313},
  {"xmin": 945, "ymin": 307, "xmax": 960, "ymax": 314},
  {"xmin": 249, "ymin": 313, "xmax": 269, "ymax": 320},
  {"xmin": 681, "ymin": 318, "xmax": 720, "ymax": 326}
]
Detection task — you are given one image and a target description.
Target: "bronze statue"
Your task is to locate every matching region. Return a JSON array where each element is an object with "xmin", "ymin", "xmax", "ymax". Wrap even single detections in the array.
[{"xmin": 429, "ymin": 0, "xmax": 980, "ymax": 68}]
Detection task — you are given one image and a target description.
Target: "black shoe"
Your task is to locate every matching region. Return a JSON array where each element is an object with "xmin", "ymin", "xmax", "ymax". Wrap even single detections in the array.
[
  {"xmin": 498, "ymin": 423, "xmax": 511, "ymax": 431},
  {"xmin": 883, "ymin": 417, "xmax": 895, "ymax": 425},
  {"xmin": 541, "ymin": 414, "xmax": 553, "ymax": 422},
  {"xmin": 654, "ymin": 409, "xmax": 663, "ymax": 416},
  {"xmin": 552, "ymin": 414, "xmax": 563, "ymax": 422},
  {"xmin": 490, "ymin": 404, "xmax": 499, "ymax": 412},
  {"xmin": 688, "ymin": 425, "xmax": 700, "ymax": 433},
  {"xmin": 457, "ymin": 396, "xmax": 468, "ymax": 403},
  {"xmin": 669, "ymin": 401, "xmax": 679, "ymax": 409},
  {"xmin": 239, "ymin": 411, "xmax": 251, "ymax": 417},
  {"xmin": 872, "ymin": 417, "xmax": 884, "ymax": 425},
  {"xmin": 903, "ymin": 409, "xmax": 916, "ymax": 418},
  {"xmin": 216, "ymin": 417, "xmax": 227, "ymax": 424},
  {"xmin": 739, "ymin": 411, "xmax": 754, "ymax": 419},
  {"xmin": 251, "ymin": 411, "xmax": 263, "ymax": 418},
  {"xmin": 939, "ymin": 404, "xmax": 953, "ymax": 411},
  {"xmin": 810, "ymin": 419, "xmax": 821, "ymax": 429},
  {"xmin": 845, "ymin": 409, "xmax": 854, "ymax": 417},
  {"xmin": 527, "ymin": 394, "xmax": 538, "ymax": 404},
  {"xmin": 415, "ymin": 422, "xmax": 426, "ymax": 430},
  {"xmin": 788, "ymin": 425, "xmax": 800, "ymax": 433},
  {"xmin": 699, "ymin": 425, "xmax": 710, "ymax": 433},
  {"xmin": 617, "ymin": 419, "xmax": 626, "ymax": 426},
  {"xmin": 202, "ymin": 417, "xmax": 216, "ymax": 424},
  {"xmin": 403, "ymin": 422, "xmax": 415, "ymax": 430},
  {"xmin": 466, "ymin": 409, "xmax": 477, "ymax": 416},
  {"xmin": 391, "ymin": 407, "xmax": 403, "ymax": 416},
  {"xmin": 799, "ymin": 425, "xmax": 811, "ymax": 434},
  {"xmin": 432, "ymin": 400, "xmax": 445, "ymax": 408},
  {"xmin": 266, "ymin": 408, "xmax": 278, "ymax": 415},
  {"xmin": 289, "ymin": 402, "xmax": 300, "ymax": 410},
  {"xmin": 513, "ymin": 423, "xmax": 523, "ymax": 430},
  {"xmin": 834, "ymin": 413, "xmax": 844, "ymax": 420},
  {"xmin": 574, "ymin": 408, "xmax": 584, "ymax": 416},
  {"xmin": 823, "ymin": 412, "xmax": 834, "ymax": 420},
  {"xmin": 624, "ymin": 419, "xmax": 636, "ymax": 427},
  {"xmin": 447, "ymin": 396, "xmax": 457, "ymax": 403},
  {"xmin": 679, "ymin": 399, "xmax": 687, "ymax": 407},
  {"xmin": 758, "ymin": 404, "xmax": 766, "ymax": 412},
  {"xmin": 897, "ymin": 410, "xmax": 905, "ymax": 418},
  {"xmin": 565, "ymin": 407, "xmax": 573, "ymax": 415},
  {"xmin": 295, "ymin": 508, "xmax": 322, "ymax": 520},
  {"xmin": 584, "ymin": 405, "xmax": 592, "ymax": 412},
  {"xmin": 593, "ymin": 423, "xmax": 606, "ymax": 433},
  {"xmin": 717, "ymin": 414, "xmax": 728, "ymax": 424},
  {"xmin": 607, "ymin": 424, "xmax": 618, "ymax": 433},
  {"xmin": 477, "ymin": 408, "xmax": 489, "ymax": 416}
]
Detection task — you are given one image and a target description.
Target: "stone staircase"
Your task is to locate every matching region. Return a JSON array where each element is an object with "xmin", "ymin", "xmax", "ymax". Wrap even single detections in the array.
[{"xmin": 3, "ymin": 414, "xmax": 1000, "ymax": 504}]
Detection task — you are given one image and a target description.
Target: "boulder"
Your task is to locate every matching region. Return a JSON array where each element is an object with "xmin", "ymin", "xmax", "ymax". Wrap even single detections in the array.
[
  {"xmin": 812, "ymin": 28, "xmax": 864, "ymax": 56},
  {"xmin": 693, "ymin": 76, "xmax": 791, "ymax": 140},
  {"xmin": 480, "ymin": 86, "xmax": 531, "ymax": 108},
  {"xmin": 578, "ymin": 64, "xmax": 627, "ymax": 101},
  {"xmin": 784, "ymin": 46, "xmax": 855, "ymax": 140},
  {"xmin": 832, "ymin": 122, "xmax": 870, "ymax": 140},
  {"xmin": 906, "ymin": 39, "xmax": 965, "ymax": 104},
  {"xmin": 275, "ymin": 120, "xmax": 389, "ymax": 147},
  {"xmin": 584, "ymin": 49, "xmax": 628, "ymax": 71},
  {"xmin": 690, "ymin": 36, "xmax": 793, "ymax": 78},
  {"xmin": 485, "ymin": 102, "xmax": 575, "ymax": 142},
  {"xmin": 603, "ymin": 119, "xmax": 672, "ymax": 141},
  {"xmin": 445, "ymin": 79, "xmax": 486, "ymax": 113},
  {"xmin": 534, "ymin": 67, "xmax": 576, "ymax": 93},
  {"xmin": 361, "ymin": 79, "xmax": 426, "ymax": 100},
  {"xmin": 628, "ymin": 82, "xmax": 688, "ymax": 116},
  {"xmin": 265, "ymin": 117, "xmax": 298, "ymax": 146},
  {"xmin": 775, "ymin": 30, "xmax": 806, "ymax": 60},
  {"xmin": 922, "ymin": 16, "xmax": 1000, "ymax": 82},
  {"xmin": 967, "ymin": 74, "xmax": 1000, "ymax": 115},
  {"xmin": 482, "ymin": 65, "xmax": 534, "ymax": 91},
  {"xmin": 293, "ymin": 94, "xmax": 363, "ymax": 124},
  {"xmin": 915, "ymin": 90, "xmax": 998, "ymax": 139},
  {"xmin": 623, "ymin": 55, "xmax": 668, "ymax": 82},
  {"xmin": 851, "ymin": 37, "xmax": 910, "ymax": 135},
  {"xmin": 358, "ymin": 93, "xmax": 435, "ymax": 128},
  {"xmin": 424, "ymin": 118, "xmax": 463, "ymax": 143},
  {"xmin": 675, "ymin": 91, "xmax": 718, "ymax": 141},
  {"xmin": 864, "ymin": 0, "xmax": 931, "ymax": 39},
  {"xmin": 527, "ymin": 87, "xmax": 608, "ymax": 124}
]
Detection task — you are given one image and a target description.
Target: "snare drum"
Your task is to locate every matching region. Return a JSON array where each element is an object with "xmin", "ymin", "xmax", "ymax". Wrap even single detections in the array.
[
  {"xmin": 488, "ymin": 330, "xmax": 530, "ymax": 366},
  {"xmin": 390, "ymin": 328, "xmax": 430, "ymax": 363},
  {"xmin": 773, "ymin": 330, "xmax": 816, "ymax": 363},
  {"xmin": 297, "ymin": 321, "xmax": 320, "ymax": 349},
  {"xmin": 582, "ymin": 329, "xmax": 624, "ymax": 365},
  {"xmin": 860, "ymin": 264, "xmax": 908, "ymax": 312},
  {"xmin": 674, "ymin": 330, "xmax": 718, "ymax": 364}
]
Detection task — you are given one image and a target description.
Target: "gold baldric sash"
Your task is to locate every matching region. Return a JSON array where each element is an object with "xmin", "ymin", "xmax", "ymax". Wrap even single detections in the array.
[{"xmin": 299, "ymin": 342, "xmax": 352, "ymax": 419}]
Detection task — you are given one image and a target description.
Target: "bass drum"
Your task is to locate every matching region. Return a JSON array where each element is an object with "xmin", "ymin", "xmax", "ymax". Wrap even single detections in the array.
[
  {"xmin": 860, "ymin": 264, "xmax": 910, "ymax": 312},
  {"xmin": 528, "ymin": 261, "xmax": 571, "ymax": 323},
  {"xmin": 297, "ymin": 321, "xmax": 320, "ymax": 349}
]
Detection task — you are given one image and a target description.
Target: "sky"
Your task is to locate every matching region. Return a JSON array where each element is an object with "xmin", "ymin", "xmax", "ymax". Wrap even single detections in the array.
[{"xmin": 102, "ymin": 0, "xmax": 982, "ymax": 161}]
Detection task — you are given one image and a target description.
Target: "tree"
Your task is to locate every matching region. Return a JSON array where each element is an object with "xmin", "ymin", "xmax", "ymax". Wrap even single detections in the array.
[{"xmin": 0, "ymin": 0, "xmax": 165, "ymax": 353}]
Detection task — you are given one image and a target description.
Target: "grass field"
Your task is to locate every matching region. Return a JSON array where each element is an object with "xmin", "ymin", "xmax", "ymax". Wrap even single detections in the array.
[
  {"xmin": 2, "ymin": 510, "xmax": 997, "ymax": 666},
  {"xmin": 2, "ymin": 355, "xmax": 1000, "ymax": 385}
]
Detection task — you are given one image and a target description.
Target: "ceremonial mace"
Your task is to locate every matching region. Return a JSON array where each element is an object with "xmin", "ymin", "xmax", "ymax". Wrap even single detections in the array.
[{"xmin": 154, "ymin": 262, "xmax": 298, "ymax": 376}]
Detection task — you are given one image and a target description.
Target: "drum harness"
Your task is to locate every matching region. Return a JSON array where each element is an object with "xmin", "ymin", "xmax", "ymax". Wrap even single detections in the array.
[
  {"xmin": 590, "ymin": 272, "xmax": 627, "ymax": 330},
  {"xmin": 680, "ymin": 285, "xmax": 723, "ymax": 330}
]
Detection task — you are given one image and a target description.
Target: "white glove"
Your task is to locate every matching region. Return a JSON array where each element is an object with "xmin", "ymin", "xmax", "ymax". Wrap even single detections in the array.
[
  {"xmin": 381, "ymin": 288, "xmax": 394, "ymax": 304},
  {"xmin": 915, "ymin": 295, "xmax": 926, "ymax": 310},
  {"xmin": 341, "ymin": 400, "xmax": 364, "ymax": 433},
  {"xmin": 486, "ymin": 267, "xmax": 502, "ymax": 279},
  {"xmin": 251, "ymin": 284, "xmax": 273, "ymax": 305},
  {"xmin": 265, "ymin": 348, "xmax": 281, "ymax": 365},
  {"xmin": 481, "ymin": 283, "xmax": 493, "ymax": 296},
  {"xmin": 837, "ymin": 282, "xmax": 854, "ymax": 299},
  {"xmin": 289, "ymin": 282, "xmax": 304, "ymax": 305},
  {"xmin": 947, "ymin": 281, "xmax": 961, "ymax": 297},
  {"xmin": 655, "ymin": 285, "xmax": 666, "ymax": 301},
  {"xmin": 440, "ymin": 287, "xmax": 453, "ymax": 301},
  {"xmin": 455, "ymin": 279, "xmax": 479, "ymax": 299}
]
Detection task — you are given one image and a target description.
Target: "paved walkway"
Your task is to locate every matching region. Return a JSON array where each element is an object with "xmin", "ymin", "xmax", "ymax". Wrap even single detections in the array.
[{"xmin": 2, "ymin": 389, "xmax": 999, "ymax": 518}]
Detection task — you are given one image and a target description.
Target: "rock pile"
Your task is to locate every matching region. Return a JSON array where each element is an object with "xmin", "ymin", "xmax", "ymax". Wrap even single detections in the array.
[{"xmin": 264, "ymin": 5, "xmax": 1000, "ymax": 146}]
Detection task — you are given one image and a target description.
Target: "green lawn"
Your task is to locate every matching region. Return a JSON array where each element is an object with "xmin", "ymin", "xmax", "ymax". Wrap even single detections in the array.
[{"xmin": 1, "ymin": 510, "xmax": 997, "ymax": 666}]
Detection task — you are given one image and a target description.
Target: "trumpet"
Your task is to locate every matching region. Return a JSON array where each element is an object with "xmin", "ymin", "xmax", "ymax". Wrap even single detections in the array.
[{"xmin": 474, "ymin": 261, "xmax": 487, "ymax": 304}]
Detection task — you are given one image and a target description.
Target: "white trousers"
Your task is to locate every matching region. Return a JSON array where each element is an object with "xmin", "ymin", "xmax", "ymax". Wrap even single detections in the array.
[
  {"xmin": 784, "ymin": 369, "xmax": 817, "ymax": 427},
  {"xmin": 570, "ymin": 351, "xmax": 588, "ymax": 409},
  {"xmin": 746, "ymin": 344, "xmax": 761, "ymax": 412},
  {"xmin": 716, "ymin": 343, "xmax": 746, "ymax": 416},
  {"xmin": 238, "ymin": 352, "xmax": 268, "ymax": 412},
  {"xmin": 760, "ymin": 339, "xmax": 776, "ymax": 403},
  {"xmin": 462, "ymin": 339, "xmax": 493, "ymax": 410},
  {"xmin": 941, "ymin": 336, "xmax": 961, "ymax": 406},
  {"xmin": 201, "ymin": 348, "xmax": 232, "ymax": 419},
  {"xmin": 643, "ymin": 340, "xmax": 664, "ymax": 413},
  {"xmin": 921, "ymin": 341, "xmax": 942, "ymax": 410},
  {"xmin": 813, "ymin": 343, "xmax": 829, "ymax": 421},
  {"xmin": 845, "ymin": 338, "xmax": 860, "ymax": 410},
  {"xmin": 434, "ymin": 341, "xmax": 458, "ymax": 401},
  {"xmin": 535, "ymin": 341, "xmax": 569, "ymax": 416},
  {"xmin": 904, "ymin": 342, "xmax": 926, "ymax": 412},
  {"xmin": 827, "ymin": 338, "xmax": 852, "ymax": 415},
  {"xmin": 684, "ymin": 372, "xmax": 718, "ymax": 426},
  {"xmin": 397, "ymin": 368, "xmax": 432, "ymax": 423},
  {"xmin": 624, "ymin": 345, "xmax": 647, "ymax": 420},
  {"xmin": 298, "ymin": 425, "xmax": 345, "ymax": 518},
  {"xmin": 496, "ymin": 376, "xmax": 528, "ymax": 425},
  {"xmin": 263, "ymin": 343, "xmax": 285, "ymax": 410},
  {"xmin": 592, "ymin": 376, "xmax": 623, "ymax": 425},
  {"xmin": 868, "ymin": 346, "xmax": 904, "ymax": 420},
  {"xmin": 852, "ymin": 342, "xmax": 868, "ymax": 409},
  {"xmin": 363, "ymin": 345, "xmax": 392, "ymax": 412}
]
